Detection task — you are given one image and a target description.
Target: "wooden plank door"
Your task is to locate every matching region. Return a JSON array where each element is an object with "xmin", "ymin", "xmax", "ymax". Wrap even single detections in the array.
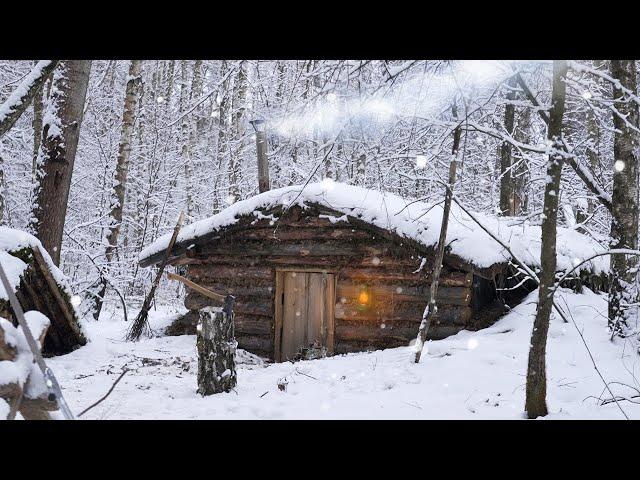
[{"xmin": 276, "ymin": 271, "xmax": 335, "ymax": 362}]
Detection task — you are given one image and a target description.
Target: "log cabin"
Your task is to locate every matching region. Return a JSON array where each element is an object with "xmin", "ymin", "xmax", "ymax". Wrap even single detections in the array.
[
  {"xmin": 0, "ymin": 227, "xmax": 86, "ymax": 356},
  {"xmin": 139, "ymin": 182, "xmax": 609, "ymax": 362}
]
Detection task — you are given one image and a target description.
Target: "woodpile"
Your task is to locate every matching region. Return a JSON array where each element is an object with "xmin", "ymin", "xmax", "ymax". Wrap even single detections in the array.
[{"xmin": 0, "ymin": 313, "xmax": 61, "ymax": 420}]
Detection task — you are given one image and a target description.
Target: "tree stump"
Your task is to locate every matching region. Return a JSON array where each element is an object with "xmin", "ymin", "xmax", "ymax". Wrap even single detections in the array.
[{"xmin": 196, "ymin": 306, "xmax": 237, "ymax": 395}]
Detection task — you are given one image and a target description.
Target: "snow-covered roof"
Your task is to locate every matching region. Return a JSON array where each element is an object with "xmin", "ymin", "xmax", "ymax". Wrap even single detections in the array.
[{"xmin": 139, "ymin": 181, "xmax": 609, "ymax": 276}]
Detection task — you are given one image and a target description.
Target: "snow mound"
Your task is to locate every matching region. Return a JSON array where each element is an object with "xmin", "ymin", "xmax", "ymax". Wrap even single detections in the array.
[{"xmin": 139, "ymin": 182, "xmax": 609, "ymax": 275}]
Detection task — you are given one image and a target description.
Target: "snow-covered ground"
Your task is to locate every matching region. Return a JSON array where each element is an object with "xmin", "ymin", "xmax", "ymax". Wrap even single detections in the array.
[{"xmin": 47, "ymin": 289, "xmax": 640, "ymax": 420}]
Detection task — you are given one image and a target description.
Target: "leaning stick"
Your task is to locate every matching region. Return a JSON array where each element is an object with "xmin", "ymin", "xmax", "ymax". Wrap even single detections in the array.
[
  {"xmin": 127, "ymin": 211, "xmax": 185, "ymax": 341},
  {"xmin": 166, "ymin": 272, "xmax": 226, "ymax": 303}
]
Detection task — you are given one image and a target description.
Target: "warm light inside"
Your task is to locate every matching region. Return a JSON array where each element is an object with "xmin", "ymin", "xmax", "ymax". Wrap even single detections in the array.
[{"xmin": 358, "ymin": 289, "xmax": 370, "ymax": 306}]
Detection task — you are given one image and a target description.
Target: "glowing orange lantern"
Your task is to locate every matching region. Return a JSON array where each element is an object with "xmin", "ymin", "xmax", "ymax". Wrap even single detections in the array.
[{"xmin": 357, "ymin": 286, "xmax": 371, "ymax": 306}]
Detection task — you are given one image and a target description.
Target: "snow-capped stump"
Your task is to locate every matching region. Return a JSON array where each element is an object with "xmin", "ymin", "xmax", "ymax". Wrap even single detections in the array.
[
  {"xmin": 138, "ymin": 182, "xmax": 610, "ymax": 362},
  {"xmin": 196, "ymin": 306, "xmax": 237, "ymax": 395},
  {"xmin": 0, "ymin": 227, "xmax": 86, "ymax": 356}
]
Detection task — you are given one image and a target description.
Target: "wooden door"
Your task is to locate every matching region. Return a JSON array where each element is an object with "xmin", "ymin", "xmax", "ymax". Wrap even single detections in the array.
[{"xmin": 275, "ymin": 271, "xmax": 335, "ymax": 362}]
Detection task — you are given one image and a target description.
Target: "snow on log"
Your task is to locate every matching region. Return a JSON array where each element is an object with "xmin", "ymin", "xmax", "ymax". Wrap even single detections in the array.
[
  {"xmin": 0, "ymin": 227, "xmax": 86, "ymax": 355},
  {"xmin": 139, "ymin": 182, "xmax": 609, "ymax": 278}
]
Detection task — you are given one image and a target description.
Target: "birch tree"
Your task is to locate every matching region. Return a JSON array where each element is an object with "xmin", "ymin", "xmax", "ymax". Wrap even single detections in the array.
[
  {"xmin": 525, "ymin": 60, "xmax": 568, "ymax": 419},
  {"xmin": 499, "ymin": 76, "xmax": 516, "ymax": 215},
  {"xmin": 93, "ymin": 60, "xmax": 142, "ymax": 319}
]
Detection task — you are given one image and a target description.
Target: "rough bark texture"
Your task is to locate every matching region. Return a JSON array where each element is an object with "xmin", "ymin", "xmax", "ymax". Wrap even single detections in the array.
[
  {"xmin": 229, "ymin": 62, "xmax": 248, "ymax": 199},
  {"xmin": 499, "ymin": 77, "xmax": 517, "ymax": 215},
  {"xmin": 217, "ymin": 60, "xmax": 234, "ymax": 200},
  {"xmin": 197, "ymin": 307, "xmax": 237, "ymax": 395},
  {"xmin": 32, "ymin": 62, "xmax": 48, "ymax": 177},
  {"xmin": 525, "ymin": 60, "xmax": 568, "ymax": 419},
  {"xmin": 0, "ymin": 153, "xmax": 4, "ymax": 225},
  {"xmin": 512, "ymin": 104, "xmax": 530, "ymax": 215},
  {"xmin": 30, "ymin": 60, "xmax": 92, "ymax": 266},
  {"xmin": 608, "ymin": 60, "xmax": 640, "ymax": 336}
]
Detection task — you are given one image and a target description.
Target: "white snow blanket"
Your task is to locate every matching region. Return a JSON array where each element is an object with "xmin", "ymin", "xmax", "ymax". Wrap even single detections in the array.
[
  {"xmin": 46, "ymin": 290, "xmax": 640, "ymax": 419},
  {"xmin": 140, "ymin": 181, "xmax": 609, "ymax": 275}
]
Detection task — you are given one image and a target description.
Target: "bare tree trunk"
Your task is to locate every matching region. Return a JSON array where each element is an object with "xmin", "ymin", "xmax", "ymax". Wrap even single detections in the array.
[
  {"xmin": 512, "ymin": 105, "xmax": 531, "ymax": 215},
  {"xmin": 356, "ymin": 152, "xmax": 366, "ymax": 184},
  {"xmin": 93, "ymin": 60, "xmax": 142, "ymax": 320},
  {"xmin": 499, "ymin": 76, "xmax": 517, "ymax": 215},
  {"xmin": 185, "ymin": 60, "xmax": 203, "ymax": 217},
  {"xmin": 525, "ymin": 60, "xmax": 568, "ymax": 419},
  {"xmin": 608, "ymin": 60, "xmax": 640, "ymax": 337},
  {"xmin": 0, "ymin": 152, "xmax": 4, "ymax": 225},
  {"xmin": 217, "ymin": 60, "xmax": 234, "ymax": 201},
  {"xmin": 30, "ymin": 60, "xmax": 92, "ymax": 266},
  {"xmin": 32, "ymin": 61, "xmax": 49, "ymax": 178},
  {"xmin": 179, "ymin": 60, "xmax": 194, "ymax": 217},
  {"xmin": 229, "ymin": 61, "xmax": 247, "ymax": 199}
]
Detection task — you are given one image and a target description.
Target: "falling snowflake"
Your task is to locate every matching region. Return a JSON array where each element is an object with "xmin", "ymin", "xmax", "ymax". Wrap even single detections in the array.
[
  {"xmin": 415, "ymin": 155, "xmax": 427, "ymax": 169},
  {"xmin": 614, "ymin": 160, "xmax": 625, "ymax": 172},
  {"xmin": 321, "ymin": 177, "xmax": 335, "ymax": 190}
]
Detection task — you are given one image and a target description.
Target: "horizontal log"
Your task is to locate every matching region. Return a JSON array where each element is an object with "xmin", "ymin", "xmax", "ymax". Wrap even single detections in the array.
[
  {"xmin": 181, "ymin": 254, "xmax": 429, "ymax": 271},
  {"xmin": 338, "ymin": 268, "xmax": 472, "ymax": 287},
  {"xmin": 335, "ymin": 323, "xmax": 418, "ymax": 342},
  {"xmin": 236, "ymin": 334, "xmax": 273, "ymax": 354},
  {"xmin": 333, "ymin": 325, "xmax": 465, "ymax": 354},
  {"xmin": 234, "ymin": 314, "xmax": 273, "ymax": 336},
  {"xmin": 197, "ymin": 241, "xmax": 361, "ymax": 258},
  {"xmin": 335, "ymin": 305, "xmax": 472, "ymax": 325},
  {"xmin": 189, "ymin": 265, "xmax": 273, "ymax": 281},
  {"xmin": 336, "ymin": 283, "xmax": 471, "ymax": 306},
  {"xmin": 234, "ymin": 227, "xmax": 372, "ymax": 241},
  {"xmin": 185, "ymin": 295, "xmax": 273, "ymax": 316}
]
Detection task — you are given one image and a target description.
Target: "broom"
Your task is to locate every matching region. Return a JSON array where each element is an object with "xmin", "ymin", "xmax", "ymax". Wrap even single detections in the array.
[{"xmin": 127, "ymin": 211, "xmax": 185, "ymax": 341}]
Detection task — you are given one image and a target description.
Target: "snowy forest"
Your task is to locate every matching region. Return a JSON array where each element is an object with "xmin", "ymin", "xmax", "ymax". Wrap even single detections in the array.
[{"xmin": 1, "ymin": 59, "xmax": 639, "ymax": 420}]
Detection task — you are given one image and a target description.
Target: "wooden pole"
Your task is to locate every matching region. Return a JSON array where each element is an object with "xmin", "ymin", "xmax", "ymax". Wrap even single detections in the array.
[
  {"xmin": 251, "ymin": 120, "xmax": 270, "ymax": 193},
  {"xmin": 127, "ymin": 211, "xmax": 184, "ymax": 341}
]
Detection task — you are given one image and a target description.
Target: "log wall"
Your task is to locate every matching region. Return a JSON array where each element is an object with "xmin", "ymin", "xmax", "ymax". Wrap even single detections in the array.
[{"xmin": 173, "ymin": 205, "xmax": 489, "ymax": 360}]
